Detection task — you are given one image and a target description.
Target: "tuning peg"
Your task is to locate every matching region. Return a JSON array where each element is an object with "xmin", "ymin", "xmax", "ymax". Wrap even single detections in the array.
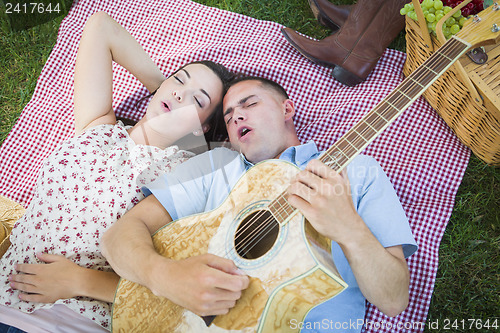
[{"xmin": 493, "ymin": 23, "xmax": 499, "ymax": 32}]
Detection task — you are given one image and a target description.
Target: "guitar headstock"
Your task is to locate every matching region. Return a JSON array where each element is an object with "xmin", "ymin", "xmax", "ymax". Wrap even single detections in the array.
[{"xmin": 456, "ymin": 3, "xmax": 500, "ymax": 47}]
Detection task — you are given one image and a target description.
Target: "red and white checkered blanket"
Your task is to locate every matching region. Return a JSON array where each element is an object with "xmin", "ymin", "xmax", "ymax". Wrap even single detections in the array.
[{"xmin": 0, "ymin": 0, "xmax": 470, "ymax": 331}]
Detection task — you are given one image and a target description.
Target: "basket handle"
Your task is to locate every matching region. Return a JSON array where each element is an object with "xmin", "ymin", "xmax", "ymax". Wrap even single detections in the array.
[
  {"xmin": 435, "ymin": 0, "xmax": 483, "ymax": 103},
  {"xmin": 411, "ymin": 0, "xmax": 434, "ymax": 49},
  {"xmin": 435, "ymin": 0, "xmax": 472, "ymax": 44}
]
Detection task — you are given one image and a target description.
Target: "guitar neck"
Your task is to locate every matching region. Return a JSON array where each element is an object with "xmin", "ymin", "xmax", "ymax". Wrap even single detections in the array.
[
  {"xmin": 320, "ymin": 36, "xmax": 472, "ymax": 172},
  {"xmin": 269, "ymin": 36, "xmax": 472, "ymax": 225}
]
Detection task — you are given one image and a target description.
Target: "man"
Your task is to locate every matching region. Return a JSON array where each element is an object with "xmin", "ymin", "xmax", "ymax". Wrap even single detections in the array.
[{"xmin": 101, "ymin": 76, "xmax": 417, "ymax": 331}]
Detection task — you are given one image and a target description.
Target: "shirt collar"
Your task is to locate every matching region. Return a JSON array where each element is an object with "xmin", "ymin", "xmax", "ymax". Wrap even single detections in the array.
[{"xmin": 239, "ymin": 140, "xmax": 320, "ymax": 170}]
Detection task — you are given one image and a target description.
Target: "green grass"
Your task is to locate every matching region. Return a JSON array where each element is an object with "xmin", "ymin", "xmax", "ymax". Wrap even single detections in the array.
[
  {"xmin": 1, "ymin": 1, "xmax": 499, "ymax": 331},
  {"xmin": 427, "ymin": 155, "xmax": 500, "ymax": 331},
  {"xmin": 0, "ymin": 7, "xmax": 65, "ymax": 142}
]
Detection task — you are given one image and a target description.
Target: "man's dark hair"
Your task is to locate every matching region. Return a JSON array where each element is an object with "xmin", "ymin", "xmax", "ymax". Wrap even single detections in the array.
[{"xmin": 227, "ymin": 75, "xmax": 289, "ymax": 100}]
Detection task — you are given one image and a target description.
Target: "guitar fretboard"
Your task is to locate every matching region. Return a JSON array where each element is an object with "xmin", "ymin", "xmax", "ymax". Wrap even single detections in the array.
[{"xmin": 269, "ymin": 36, "xmax": 471, "ymax": 225}]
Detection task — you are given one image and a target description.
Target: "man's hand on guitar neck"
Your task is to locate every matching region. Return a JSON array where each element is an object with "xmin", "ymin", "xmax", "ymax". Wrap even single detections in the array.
[
  {"xmin": 287, "ymin": 159, "xmax": 360, "ymax": 242},
  {"xmin": 102, "ymin": 195, "xmax": 249, "ymax": 316}
]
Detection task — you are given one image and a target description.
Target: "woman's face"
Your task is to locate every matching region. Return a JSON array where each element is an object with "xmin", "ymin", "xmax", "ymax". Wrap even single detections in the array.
[{"xmin": 144, "ymin": 63, "xmax": 224, "ymax": 141}]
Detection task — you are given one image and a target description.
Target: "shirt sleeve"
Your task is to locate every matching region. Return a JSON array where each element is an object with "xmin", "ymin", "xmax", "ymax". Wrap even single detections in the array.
[
  {"xmin": 347, "ymin": 155, "xmax": 418, "ymax": 258},
  {"xmin": 142, "ymin": 148, "xmax": 241, "ymax": 221},
  {"xmin": 142, "ymin": 151, "xmax": 216, "ymax": 220}
]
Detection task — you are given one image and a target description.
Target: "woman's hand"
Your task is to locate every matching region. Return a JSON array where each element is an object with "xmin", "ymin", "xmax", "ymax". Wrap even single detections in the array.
[
  {"xmin": 9, "ymin": 253, "xmax": 85, "ymax": 303},
  {"xmin": 9, "ymin": 252, "xmax": 120, "ymax": 303}
]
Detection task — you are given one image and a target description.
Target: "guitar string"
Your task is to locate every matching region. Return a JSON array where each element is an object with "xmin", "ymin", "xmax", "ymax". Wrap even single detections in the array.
[
  {"xmin": 210, "ymin": 38, "xmax": 466, "ymax": 261},
  {"xmin": 214, "ymin": 37, "xmax": 466, "ymax": 261}
]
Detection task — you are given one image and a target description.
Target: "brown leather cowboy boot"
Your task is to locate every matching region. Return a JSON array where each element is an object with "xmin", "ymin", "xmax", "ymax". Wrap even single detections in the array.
[
  {"xmin": 282, "ymin": 0, "xmax": 408, "ymax": 86},
  {"xmin": 308, "ymin": 0, "xmax": 352, "ymax": 30}
]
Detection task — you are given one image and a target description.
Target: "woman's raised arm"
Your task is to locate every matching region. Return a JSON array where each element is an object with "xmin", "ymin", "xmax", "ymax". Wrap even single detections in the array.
[{"xmin": 73, "ymin": 11, "xmax": 165, "ymax": 135}]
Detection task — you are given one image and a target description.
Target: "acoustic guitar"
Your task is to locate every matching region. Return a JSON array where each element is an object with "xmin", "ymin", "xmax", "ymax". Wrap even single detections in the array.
[{"xmin": 111, "ymin": 5, "xmax": 500, "ymax": 332}]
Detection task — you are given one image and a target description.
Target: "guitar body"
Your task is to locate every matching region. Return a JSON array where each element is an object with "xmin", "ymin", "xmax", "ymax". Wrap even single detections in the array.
[{"xmin": 112, "ymin": 160, "xmax": 347, "ymax": 332}]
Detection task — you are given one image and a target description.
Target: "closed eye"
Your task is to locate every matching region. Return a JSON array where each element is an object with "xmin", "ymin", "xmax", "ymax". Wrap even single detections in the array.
[
  {"xmin": 194, "ymin": 97, "xmax": 202, "ymax": 108},
  {"xmin": 226, "ymin": 117, "xmax": 232, "ymax": 124},
  {"xmin": 174, "ymin": 75, "xmax": 184, "ymax": 84}
]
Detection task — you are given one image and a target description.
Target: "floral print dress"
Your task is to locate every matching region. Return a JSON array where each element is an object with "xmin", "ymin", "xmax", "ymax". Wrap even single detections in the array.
[{"xmin": 0, "ymin": 122, "xmax": 193, "ymax": 330}]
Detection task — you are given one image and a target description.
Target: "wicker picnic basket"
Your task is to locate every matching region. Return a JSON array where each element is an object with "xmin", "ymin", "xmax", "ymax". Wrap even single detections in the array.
[
  {"xmin": 403, "ymin": 0, "xmax": 500, "ymax": 165},
  {"xmin": 0, "ymin": 195, "xmax": 25, "ymax": 258}
]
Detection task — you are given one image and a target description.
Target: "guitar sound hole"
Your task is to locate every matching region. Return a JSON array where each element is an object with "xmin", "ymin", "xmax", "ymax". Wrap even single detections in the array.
[{"xmin": 234, "ymin": 210, "xmax": 279, "ymax": 260}]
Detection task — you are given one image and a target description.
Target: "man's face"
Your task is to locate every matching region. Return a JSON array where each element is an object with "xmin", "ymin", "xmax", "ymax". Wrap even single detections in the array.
[{"xmin": 222, "ymin": 80, "xmax": 292, "ymax": 163}]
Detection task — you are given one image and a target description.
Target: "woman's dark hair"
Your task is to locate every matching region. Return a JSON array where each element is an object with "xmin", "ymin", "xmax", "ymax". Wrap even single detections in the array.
[
  {"xmin": 123, "ymin": 60, "xmax": 235, "ymax": 151},
  {"xmin": 187, "ymin": 60, "xmax": 234, "ymax": 145}
]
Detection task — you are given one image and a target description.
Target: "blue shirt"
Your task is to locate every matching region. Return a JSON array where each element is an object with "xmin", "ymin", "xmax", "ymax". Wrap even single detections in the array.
[{"xmin": 143, "ymin": 141, "xmax": 417, "ymax": 332}]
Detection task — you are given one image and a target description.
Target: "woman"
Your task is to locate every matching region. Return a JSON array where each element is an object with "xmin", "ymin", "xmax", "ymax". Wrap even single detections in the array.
[{"xmin": 0, "ymin": 12, "xmax": 232, "ymax": 332}]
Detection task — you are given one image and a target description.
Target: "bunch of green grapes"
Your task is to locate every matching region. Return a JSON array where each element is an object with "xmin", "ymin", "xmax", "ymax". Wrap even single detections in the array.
[{"xmin": 400, "ymin": 0, "xmax": 467, "ymax": 39}]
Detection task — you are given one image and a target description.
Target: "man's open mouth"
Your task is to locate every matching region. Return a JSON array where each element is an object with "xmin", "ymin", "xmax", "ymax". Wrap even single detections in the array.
[{"xmin": 239, "ymin": 127, "xmax": 251, "ymax": 138}]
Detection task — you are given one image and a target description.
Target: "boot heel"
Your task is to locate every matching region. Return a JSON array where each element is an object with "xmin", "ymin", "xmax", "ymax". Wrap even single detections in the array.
[{"xmin": 332, "ymin": 65, "xmax": 363, "ymax": 87}]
